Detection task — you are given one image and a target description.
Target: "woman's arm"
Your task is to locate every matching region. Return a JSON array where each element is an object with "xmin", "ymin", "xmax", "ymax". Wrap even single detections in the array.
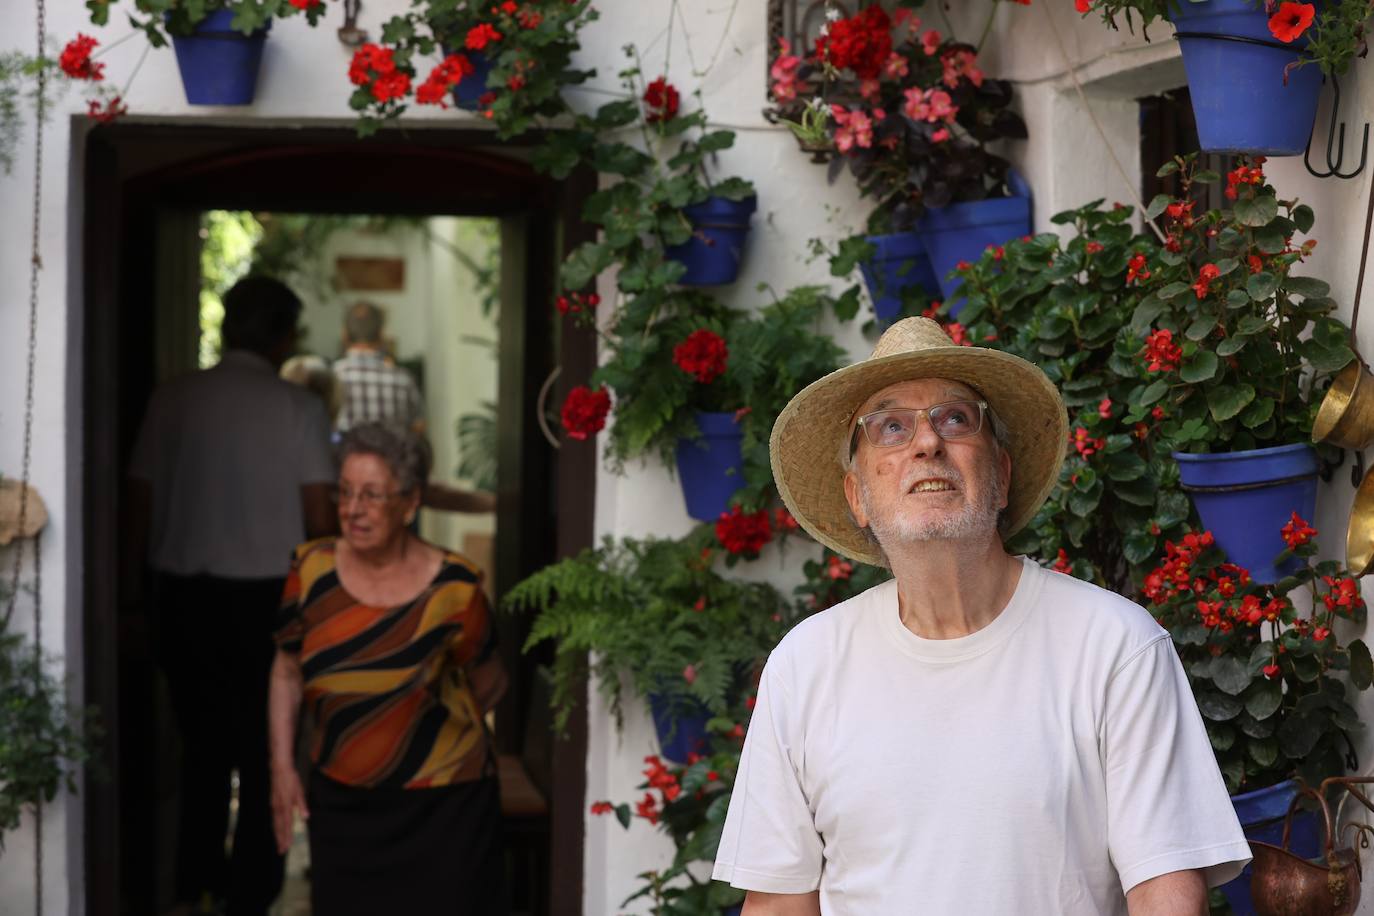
[
  {"xmin": 467, "ymin": 652, "xmax": 509, "ymax": 714},
  {"xmin": 269, "ymin": 649, "xmax": 309, "ymax": 853}
]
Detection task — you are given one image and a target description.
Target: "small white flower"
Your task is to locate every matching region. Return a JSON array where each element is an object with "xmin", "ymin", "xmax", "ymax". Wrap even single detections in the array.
[
  {"xmin": 807, "ymin": 95, "xmax": 827, "ymax": 112},
  {"xmin": 818, "ymin": 23, "xmax": 830, "ymax": 37},
  {"xmin": 825, "ymin": 5, "xmax": 842, "ymax": 21}
]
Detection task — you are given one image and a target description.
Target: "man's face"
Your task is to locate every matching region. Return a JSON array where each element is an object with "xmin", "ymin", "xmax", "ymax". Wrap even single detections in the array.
[{"xmin": 843, "ymin": 378, "xmax": 1011, "ymax": 548}]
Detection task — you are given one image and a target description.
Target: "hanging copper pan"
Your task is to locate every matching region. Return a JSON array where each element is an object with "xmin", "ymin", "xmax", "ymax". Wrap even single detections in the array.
[
  {"xmin": 1314, "ymin": 359, "xmax": 1374, "ymax": 451},
  {"xmin": 1347, "ymin": 466, "xmax": 1374, "ymax": 574},
  {"xmin": 1250, "ymin": 781, "xmax": 1361, "ymax": 916}
]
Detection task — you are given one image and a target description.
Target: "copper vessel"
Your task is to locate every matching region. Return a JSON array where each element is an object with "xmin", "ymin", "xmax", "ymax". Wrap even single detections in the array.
[
  {"xmin": 1313, "ymin": 359, "xmax": 1374, "ymax": 451},
  {"xmin": 1249, "ymin": 778, "xmax": 1374, "ymax": 916}
]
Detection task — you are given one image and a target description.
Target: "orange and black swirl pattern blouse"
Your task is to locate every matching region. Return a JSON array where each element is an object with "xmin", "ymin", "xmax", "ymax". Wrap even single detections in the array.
[{"xmin": 274, "ymin": 538, "xmax": 493, "ymax": 789}]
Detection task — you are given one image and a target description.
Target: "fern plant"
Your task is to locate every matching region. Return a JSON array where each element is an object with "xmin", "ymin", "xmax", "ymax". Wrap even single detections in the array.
[{"xmin": 504, "ymin": 531, "xmax": 796, "ymax": 732}]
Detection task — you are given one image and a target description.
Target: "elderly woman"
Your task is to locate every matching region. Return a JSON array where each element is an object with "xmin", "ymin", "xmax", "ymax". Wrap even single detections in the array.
[{"xmin": 268, "ymin": 422, "xmax": 507, "ymax": 914}]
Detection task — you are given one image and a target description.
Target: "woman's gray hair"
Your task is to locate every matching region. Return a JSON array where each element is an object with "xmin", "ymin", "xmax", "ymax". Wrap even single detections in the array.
[{"xmin": 338, "ymin": 422, "xmax": 432, "ymax": 495}]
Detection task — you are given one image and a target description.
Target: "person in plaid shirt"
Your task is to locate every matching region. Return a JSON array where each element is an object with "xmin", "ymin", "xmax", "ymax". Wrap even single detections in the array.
[{"xmin": 333, "ymin": 302, "xmax": 425, "ymax": 434}]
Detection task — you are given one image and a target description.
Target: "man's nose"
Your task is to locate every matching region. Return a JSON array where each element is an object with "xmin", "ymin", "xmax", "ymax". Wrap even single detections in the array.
[{"xmin": 906, "ymin": 413, "xmax": 946, "ymax": 459}]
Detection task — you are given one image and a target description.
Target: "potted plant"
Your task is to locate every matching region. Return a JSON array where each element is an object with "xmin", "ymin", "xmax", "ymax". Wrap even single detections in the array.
[
  {"xmin": 76, "ymin": 0, "xmax": 328, "ymax": 106},
  {"xmin": 764, "ymin": 5, "xmax": 1029, "ymax": 314},
  {"xmin": 1129, "ymin": 155, "xmax": 1351, "ymax": 582},
  {"xmin": 571, "ymin": 287, "xmax": 848, "ymax": 522},
  {"xmin": 1075, "ymin": 0, "xmax": 1374, "ymax": 155},
  {"xmin": 346, "ymin": 0, "xmax": 597, "ymax": 135},
  {"xmin": 1141, "ymin": 520, "xmax": 1371, "ymax": 913},
  {"xmin": 504, "ymin": 531, "xmax": 793, "ymax": 762}
]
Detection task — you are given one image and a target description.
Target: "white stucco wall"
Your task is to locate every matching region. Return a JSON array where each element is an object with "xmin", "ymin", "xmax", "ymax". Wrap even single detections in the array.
[{"xmin": 9, "ymin": 0, "xmax": 1374, "ymax": 910}]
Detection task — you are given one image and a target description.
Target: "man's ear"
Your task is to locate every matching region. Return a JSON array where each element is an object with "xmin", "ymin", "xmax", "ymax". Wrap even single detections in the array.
[
  {"xmin": 997, "ymin": 447, "xmax": 1012, "ymax": 511},
  {"xmin": 843, "ymin": 469, "xmax": 868, "ymax": 528}
]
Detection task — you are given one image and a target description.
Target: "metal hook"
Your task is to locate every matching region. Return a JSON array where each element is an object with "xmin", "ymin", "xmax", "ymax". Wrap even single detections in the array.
[
  {"xmin": 1353, "ymin": 449, "xmax": 1367, "ymax": 488},
  {"xmin": 1306, "ymin": 73, "xmax": 1369, "ymax": 180}
]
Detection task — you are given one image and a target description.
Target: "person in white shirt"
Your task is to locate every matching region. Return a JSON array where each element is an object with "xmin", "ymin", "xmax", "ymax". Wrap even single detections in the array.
[
  {"xmin": 126, "ymin": 276, "xmax": 336, "ymax": 916},
  {"xmin": 713, "ymin": 317, "xmax": 1251, "ymax": 915}
]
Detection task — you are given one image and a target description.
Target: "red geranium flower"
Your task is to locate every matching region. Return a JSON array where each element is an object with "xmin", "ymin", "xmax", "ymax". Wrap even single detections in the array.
[
  {"xmin": 1052, "ymin": 549, "xmax": 1072, "ymax": 574},
  {"xmin": 825, "ymin": 554, "xmax": 854, "ymax": 580},
  {"xmin": 815, "ymin": 5, "xmax": 893, "ymax": 79},
  {"xmin": 519, "ymin": 9, "xmax": 543, "ymax": 29},
  {"xmin": 673, "ymin": 329, "xmax": 728, "ymax": 384},
  {"xmin": 1075, "ymin": 0, "xmax": 1092, "ymax": 12},
  {"xmin": 288, "ymin": 0, "xmax": 321, "ymax": 8},
  {"xmin": 87, "ymin": 95, "xmax": 127, "ymax": 124},
  {"xmin": 1269, "ymin": 2, "xmax": 1315, "ymax": 43},
  {"xmin": 1126, "ymin": 253, "xmax": 1151, "ymax": 284},
  {"xmin": 1142, "ymin": 328, "xmax": 1182, "ymax": 373},
  {"xmin": 715, "ymin": 506, "xmax": 773, "ymax": 556},
  {"xmin": 416, "ymin": 53, "xmax": 475, "ymax": 106},
  {"xmin": 589, "ymin": 801, "xmax": 614, "ymax": 815},
  {"xmin": 1192, "ymin": 262, "xmax": 1220, "ymax": 299},
  {"xmin": 371, "ymin": 70, "xmax": 412, "ymax": 103},
  {"xmin": 466, "ymin": 23, "xmax": 503, "ymax": 50},
  {"xmin": 60, "ymin": 35, "xmax": 104, "ymax": 81},
  {"xmin": 634, "ymin": 792, "xmax": 660, "ymax": 825},
  {"xmin": 643, "ymin": 76, "xmax": 680, "ymax": 123},
  {"xmin": 560, "ymin": 385, "xmax": 611, "ymax": 441}
]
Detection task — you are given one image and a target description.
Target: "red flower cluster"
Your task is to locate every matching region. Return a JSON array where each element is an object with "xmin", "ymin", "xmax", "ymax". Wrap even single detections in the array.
[
  {"xmin": 87, "ymin": 95, "xmax": 127, "ymax": 124},
  {"xmin": 1142, "ymin": 530, "xmax": 1219, "ymax": 604},
  {"xmin": 466, "ymin": 23, "xmax": 503, "ymax": 50},
  {"xmin": 643, "ymin": 76, "xmax": 680, "ymax": 123},
  {"xmin": 1098, "ymin": 397, "xmax": 1112, "ymax": 419},
  {"xmin": 816, "ymin": 5, "xmax": 893, "ymax": 79},
  {"xmin": 349, "ymin": 44, "xmax": 411, "ymax": 102},
  {"xmin": 715, "ymin": 506, "xmax": 773, "ymax": 556},
  {"xmin": 673, "ymin": 329, "xmax": 729, "ymax": 384},
  {"xmin": 288, "ymin": 0, "xmax": 321, "ymax": 8},
  {"xmin": 1052, "ymin": 548, "xmax": 1072, "ymax": 574},
  {"xmin": 1269, "ymin": 2, "xmax": 1315, "ymax": 43},
  {"xmin": 518, "ymin": 8, "xmax": 543, "ymax": 29},
  {"xmin": 1071, "ymin": 427, "xmax": 1106, "ymax": 459},
  {"xmin": 1192, "ymin": 263, "xmax": 1221, "ymax": 299},
  {"xmin": 60, "ymin": 35, "xmax": 104, "ymax": 81},
  {"xmin": 1322, "ymin": 576, "xmax": 1364, "ymax": 616},
  {"xmin": 416, "ymin": 53, "xmax": 475, "ymax": 106},
  {"xmin": 1085, "ymin": 241, "xmax": 1104, "ymax": 255},
  {"xmin": 1225, "ymin": 159, "xmax": 1266, "ymax": 200},
  {"xmin": 589, "ymin": 800, "xmax": 614, "ymax": 815},
  {"xmin": 825, "ymin": 554, "xmax": 854, "ymax": 580},
  {"xmin": 1281, "ymin": 511, "xmax": 1317, "ymax": 550},
  {"xmin": 556, "ymin": 291, "xmax": 600, "ymax": 314},
  {"xmin": 1126, "ymin": 253, "xmax": 1151, "ymax": 285},
  {"xmin": 560, "ymin": 385, "xmax": 611, "ymax": 441},
  {"xmin": 643, "ymin": 755, "xmax": 682, "ymax": 804},
  {"xmin": 945, "ymin": 322, "xmax": 970, "ymax": 346},
  {"xmin": 774, "ymin": 507, "xmax": 799, "ymax": 531},
  {"xmin": 634, "ymin": 792, "xmax": 660, "ymax": 825},
  {"xmin": 1142, "ymin": 328, "xmax": 1182, "ymax": 373}
]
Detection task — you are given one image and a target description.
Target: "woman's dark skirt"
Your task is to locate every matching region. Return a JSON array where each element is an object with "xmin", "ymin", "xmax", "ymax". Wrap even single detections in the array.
[{"xmin": 306, "ymin": 770, "xmax": 507, "ymax": 915}]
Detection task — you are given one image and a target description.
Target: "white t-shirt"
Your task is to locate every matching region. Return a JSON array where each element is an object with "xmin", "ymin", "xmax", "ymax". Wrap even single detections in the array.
[
  {"xmin": 129, "ymin": 350, "xmax": 337, "ymax": 579},
  {"xmin": 713, "ymin": 557, "xmax": 1251, "ymax": 914}
]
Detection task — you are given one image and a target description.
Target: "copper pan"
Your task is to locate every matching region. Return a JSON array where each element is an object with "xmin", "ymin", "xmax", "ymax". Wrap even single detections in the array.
[
  {"xmin": 1347, "ymin": 467, "xmax": 1374, "ymax": 575},
  {"xmin": 1249, "ymin": 842, "xmax": 1359, "ymax": 916},
  {"xmin": 1314, "ymin": 359, "xmax": 1374, "ymax": 450}
]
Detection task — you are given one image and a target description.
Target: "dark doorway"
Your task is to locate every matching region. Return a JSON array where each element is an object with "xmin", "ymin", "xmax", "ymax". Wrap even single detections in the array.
[
  {"xmin": 1139, "ymin": 86, "xmax": 1237, "ymax": 210},
  {"xmin": 81, "ymin": 123, "xmax": 597, "ymax": 915}
]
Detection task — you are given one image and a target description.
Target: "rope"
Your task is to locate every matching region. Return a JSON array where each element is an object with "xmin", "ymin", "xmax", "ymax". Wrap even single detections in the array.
[{"xmin": 1037, "ymin": 1, "xmax": 1167, "ymax": 244}]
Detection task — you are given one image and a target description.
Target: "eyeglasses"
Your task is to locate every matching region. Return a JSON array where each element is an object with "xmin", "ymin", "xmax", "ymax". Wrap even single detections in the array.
[
  {"xmin": 854, "ymin": 400, "xmax": 989, "ymax": 449},
  {"xmin": 331, "ymin": 486, "xmax": 402, "ymax": 508}
]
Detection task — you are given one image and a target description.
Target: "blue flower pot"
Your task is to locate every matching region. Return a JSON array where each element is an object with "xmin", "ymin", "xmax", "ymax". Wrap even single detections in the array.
[
  {"xmin": 1173, "ymin": 444, "xmax": 1319, "ymax": 584},
  {"xmin": 1170, "ymin": 0, "xmax": 1323, "ymax": 155},
  {"xmin": 170, "ymin": 11, "xmax": 270, "ymax": 106},
  {"xmin": 648, "ymin": 693, "xmax": 711, "ymax": 764},
  {"xmin": 665, "ymin": 196, "xmax": 758, "ymax": 286},
  {"xmin": 443, "ymin": 49, "xmax": 494, "ymax": 111},
  {"xmin": 918, "ymin": 172, "xmax": 1032, "ymax": 317},
  {"xmin": 1219, "ymin": 780, "xmax": 1322, "ymax": 915},
  {"xmin": 675, "ymin": 411, "xmax": 746, "ymax": 522},
  {"xmin": 722, "ymin": 907, "xmax": 743, "ymax": 916},
  {"xmin": 858, "ymin": 231, "xmax": 941, "ymax": 321}
]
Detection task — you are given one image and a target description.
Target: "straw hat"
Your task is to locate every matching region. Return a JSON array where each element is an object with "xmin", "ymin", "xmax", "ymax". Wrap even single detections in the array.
[{"xmin": 770, "ymin": 317, "xmax": 1068, "ymax": 567}]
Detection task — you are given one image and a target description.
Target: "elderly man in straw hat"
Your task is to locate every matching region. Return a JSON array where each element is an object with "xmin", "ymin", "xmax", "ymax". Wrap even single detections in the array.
[{"xmin": 712, "ymin": 318, "xmax": 1251, "ymax": 915}]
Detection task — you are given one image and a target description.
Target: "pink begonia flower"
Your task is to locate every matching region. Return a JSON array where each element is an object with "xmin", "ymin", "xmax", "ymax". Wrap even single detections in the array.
[
  {"xmin": 831, "ymin": 104, "xmax": 874, "ymax": 152},
  {"xmin": 941, "ymin": 49, "xmax": 983, "ymax": 88},
  {"xmin": 892, "ymin": 7, "xmax": 918, "ymax": 30},
  {"xmin": 770, "ymin": 38, "xmax": 801, "ymax": 102},
  {"xmin": 683, "ymin": 664, "xmax": 697, "ymax": 685},
  {"xmin": 931, "ymin": 127, "xmax": 950, "ymax": 143},
  {"xmin": 884, "ymin": 52, "xmax": 909, "ymax": 79},
  {"xmin": 922, "ymin": 29, "xmax": 942, "ymax": 55},
  {"xmin": 860, "ymin": 78, "xmax": 882, "ymax": 102},
  {"xmin": 902, "ymin": 87, "xmax": 958, "ymax": 124}
]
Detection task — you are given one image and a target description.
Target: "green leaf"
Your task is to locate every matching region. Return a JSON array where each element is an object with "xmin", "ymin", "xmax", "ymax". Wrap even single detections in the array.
[
  {"xmin": 615, "ymin": 803, "xmax": 632, "ymax": 829},
  {"xmin": 1245, "ymin": 680, "xmax": 1283, "ymax": 720},
  {"xmin": 1254, "ymin": 226, "xmax": 1287, "ymax": 255},
  {"xmin": 1145, "ymin": 193, "xmax": 1173, "ymax": 220},
  {"xmin": 1235, "ymin": 315, "xmax": 1270, "ymax": 336},
  {"xmin": 1139, "ymin": 379, "xmax": 1170, "ymax": 407},
  {"xmin": 1287, "ymin": 276, "xmax": 1330, "ymax": 299},
  {"xmin": 1234, "ymin": 194, "xmax": 1279, "ymax": 227},
  {"xmin": 1124, "ymin": 530, "xmax": 1158, "ymax": 564},
  {"xmin": 1248, "ymin": 737, "xmax": 1279, "ymax": 768},
  {"xmin": 1217, "ymin": 336, "xmax": 1248, "ymax": 357},
  {"xmin": 1211, "ymin": 656, "xmax": 1253, "ymax": 696},
  {"xmin": 1247, "ymin": 272, "xmax": 1279, "ymax": 301},
  {"xmin": 1239, "ymin": 396, "xmax": 1275, "ymax": 429},
  {"xmin": 1180, "ymin": 351, "xmax": 1219, "ymax": 383},
  {"xmin": 1293, "ymin": 204, "xmax": 1315, "ymax": 234},
  {"xmin": 1156, "ymin": 161, "xmax": 1180, "ymax": 178},
  {"xmin": 1197, "ymin": 691, "xmax": 1243, "ymax": 721},
  {"xmin": 1278, "ymin": 713, "xmax": 1324, "ymax": 758},
  {"xmin": 1208, "ymin": 723, "xmax": 1236, "ymax": 751},
  {"xmin": 1207, "ymin": 384, "xmax": 1257, "ymax": 422},
  {"xmin": 1351, "ymin": 639, "xmax": 1373, "ymax": 690},
  {"xmin": 1157, "ymin": 281, "xmax": 1192, "ymax": 300}
]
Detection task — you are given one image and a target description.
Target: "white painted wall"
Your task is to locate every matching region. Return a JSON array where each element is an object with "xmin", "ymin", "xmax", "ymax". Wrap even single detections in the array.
[{"xmin": 9, "ymin": 0, "xmax": 1374, "ymax": 910}]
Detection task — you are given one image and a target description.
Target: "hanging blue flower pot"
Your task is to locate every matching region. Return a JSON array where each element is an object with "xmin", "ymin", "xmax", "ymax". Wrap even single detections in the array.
[
  {"xmin": 1219, "ymin": 780, "xmax": 1322, "ymax": 915},
  {"xmin": 918, "ymin": 172, "xmax": 1032, "ymax": 317},
  {"xmin": 648, "ymin": 693, "xmax": 711, "ymax": 764},
  {"xmin": 1170, "ymin": 0, "xmax": 1323, "ymax": 155},
  {"xmin": 675, "ymin": 411, "xmax": 745, "ymax": 522},
  {"xmin": 858, "ymin": 231, "xmax": 941, "ymax": 321},
  {"xmin": 666, "ymin": 196, "xmax": 758, "ymax": 286},
  {"xmin": 442, "ymin": 48, "xmax": 495, "ymax": 111},
  {"xmin": 170, "ymin": 11, "xmax": 271, "ymax": 106},
  {"xmin": 1173, "ymin": 444, "xmax": 1319, "ymax": 584}
]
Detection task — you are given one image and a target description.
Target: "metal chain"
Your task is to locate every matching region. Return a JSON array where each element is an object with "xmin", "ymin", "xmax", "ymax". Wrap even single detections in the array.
[{"xmin": 6, "ymin": 0, "xmax": 50, "ymax": 911}]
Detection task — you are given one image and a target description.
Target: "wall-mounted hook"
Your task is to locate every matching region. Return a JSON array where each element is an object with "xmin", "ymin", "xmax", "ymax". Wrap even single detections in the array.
[
  {"xmin": 1353, "ymin": 449, "xmax": 1367, "ymax": 488},
  {"xmin": 1305, "ymin": 73, "xmax": 1369, "ymax": 180}
]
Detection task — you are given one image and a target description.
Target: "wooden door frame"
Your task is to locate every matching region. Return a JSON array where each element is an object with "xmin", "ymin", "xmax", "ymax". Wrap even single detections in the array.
[{"xmin": 80, "ymin": 121, "xmax": 595, "ymax": 915}]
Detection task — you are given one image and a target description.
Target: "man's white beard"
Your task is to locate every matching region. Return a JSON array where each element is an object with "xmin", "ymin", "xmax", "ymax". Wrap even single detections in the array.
[{"xmin": 858, "ymin": 457, "xmax": 1005, "ymax": 547}]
